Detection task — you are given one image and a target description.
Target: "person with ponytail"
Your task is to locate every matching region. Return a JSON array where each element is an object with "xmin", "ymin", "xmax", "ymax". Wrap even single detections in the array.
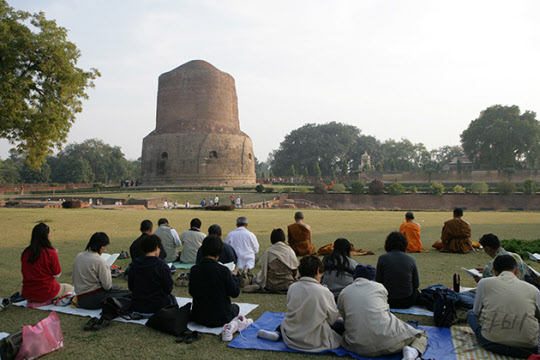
[
  {"xmin": 322, "ymin": 238, "xmax": 357, "ymax": 299},
  {"xmin": 21, "ymin": 223, "xmax": 73, "ymax": 303}
]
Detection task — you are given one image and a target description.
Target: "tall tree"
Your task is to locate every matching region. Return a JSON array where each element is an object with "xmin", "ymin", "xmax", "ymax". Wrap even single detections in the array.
[
  {"xmin": 0, "ymin": 1, "xmax": 100, "ymax": 167},
  {"xmin": 461, "ymin": 105, "xmax": 540, "ymax": 169}
]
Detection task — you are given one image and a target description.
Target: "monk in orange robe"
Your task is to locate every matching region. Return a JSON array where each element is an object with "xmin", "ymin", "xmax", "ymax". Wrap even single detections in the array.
[
  {"xmin": 287, "ymin": 211, "xmax": 316, "ymax": 256},
  {"xmin": 432, "ymin": 208, "xmax": 472, "ymax": 253},
  {"xmin": 399, "ymin": 211, "xmax": 427, "ymax": 253}
]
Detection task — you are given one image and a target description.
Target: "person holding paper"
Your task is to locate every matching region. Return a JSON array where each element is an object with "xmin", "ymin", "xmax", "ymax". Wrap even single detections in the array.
[
  {"xmin": 72, "ymin": 232, "xmax": 131, "ymax": 309},
  {"xmin": 433, "ymin": 208, "xmax": 472, "ymax": 253},
  {"xmin": 128, "ymin": 234, "xmax": 177, "ymax": 313},
  {"xmin": 467, "ymin": 255, "xmax": 540, "ymax": 358}
]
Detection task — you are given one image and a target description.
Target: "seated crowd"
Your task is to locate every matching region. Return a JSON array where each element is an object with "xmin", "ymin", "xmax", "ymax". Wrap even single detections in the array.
[{"xmin": 17, "ymin": 207, "xmax": 540, "ymax": 359}]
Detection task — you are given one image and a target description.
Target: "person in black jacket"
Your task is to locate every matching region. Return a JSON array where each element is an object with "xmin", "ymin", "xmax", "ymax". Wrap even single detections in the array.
[
  {"xmin": 189, "ymin": 235, "xmax": 240, "ymax": 327},
  {"xmin": 129, "ymin": 220, "xmax": 167, "ymax": 261},
  {"xmin": 128, "ymin": 235, "xmax": 177, "ymax": 313}
]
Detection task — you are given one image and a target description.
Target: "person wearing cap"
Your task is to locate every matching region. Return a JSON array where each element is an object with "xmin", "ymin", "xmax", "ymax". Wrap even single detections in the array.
[
  {"xmin": 338, "ymin": 263, "xmax": 428, "ymax": 359},
  {"xmin": 287, "ymin": 211, "xmax": 316, "ymax": 256},
  {"xmin": 225, "ymin": 217, "xmax": 259, "ymax": 270},
  {"xmin": 399, "ymin": 211, "xmax": 427, "ymax": 253}
]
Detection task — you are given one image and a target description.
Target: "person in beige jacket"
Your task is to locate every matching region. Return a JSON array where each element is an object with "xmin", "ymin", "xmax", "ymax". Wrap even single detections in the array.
[
  {"xmin": 467, "ymin": 254, "xmax": 540, "ymax": 358},
  {"xmin": 338, "ymin": 264, "xmax": 427, "ymax": 359},
  {"xmin": 280, "ymin": 255, "xmax": 342, "ymax": 352}
]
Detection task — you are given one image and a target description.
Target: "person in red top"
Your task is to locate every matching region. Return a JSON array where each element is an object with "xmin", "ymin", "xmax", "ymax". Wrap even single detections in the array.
[{"xmin": 21, "ymin": 223, "xmax": 73, "ymax": 303}]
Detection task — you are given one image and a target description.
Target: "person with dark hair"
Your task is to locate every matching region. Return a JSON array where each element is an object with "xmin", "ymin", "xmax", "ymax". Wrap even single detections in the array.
[
  {"xmin": 153, "ymin": 218, "xmax": 181, "ymax": 263},
  {"xmin": 21, "ymin": 223, "xmax": 73, "ymax": 303},
  {"xmin": 244, "ymin": 229, "xmax": 298, "ymax": 293},
  {"xmin": 180, "ymin": 218, "xmax": 206, "ymax": 264},
  {"xmin": 467, "ymin": 255, "xmax": 540, "ymax": 358},
  {"xmin": 128, "ymin": 235, "xmax": 177, "ymax": 313},
  {"xmin": 458, "ymin": 233, "xmax": 533, "ymax": 309},
  {"xmin": 432, "ymin": 208, "xmax": 472, "ymax": 253},
  {"xmin": 189, "ymin": 235, "xmax": 241, "ymax": 327},
  {"xmin": 195, "ymin": 225, "xmax": 237, "ymax": 265},
  {"xmin": 129, "ymin": 220, "xmax": 167, "ymax": 261},
  {"xmin": 287, "ymin": 211, "xmax": 315, "ymax": 255},
  {"xmin": 338, "ymin": 264, "xmax": 428, "ymax": 358},
  {"xmin": 399, "ymin": 211, "xmax": 426, "ymax": 252},
  {"xmin": 225, "ymin": 217, "xmax": 259, "ymax": 270},
  {"xmin": 278, "ymin": 255, "xmax": 341, "ymax": 352},
  {"xmin": 376, "ymin": 232, "xmax": 420, "ymax": 308},
  {"xmin": 322, "ymin": 238, "xmax": 357, "ymax": 299},
  {"xmin": 73, "ymin": 232, "xmax": 131, "ymax": 309}
]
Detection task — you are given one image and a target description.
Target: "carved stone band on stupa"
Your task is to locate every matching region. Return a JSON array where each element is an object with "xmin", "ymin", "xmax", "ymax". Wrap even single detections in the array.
[{"xmin": 141, "ymin": 60, "xmax": 256, "ymax": 186}]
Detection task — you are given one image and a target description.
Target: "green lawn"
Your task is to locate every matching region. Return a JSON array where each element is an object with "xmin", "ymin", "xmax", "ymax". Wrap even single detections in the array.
[{"xmin": 1, "ymin": 208, "xmax": 540, "ymax": 359}]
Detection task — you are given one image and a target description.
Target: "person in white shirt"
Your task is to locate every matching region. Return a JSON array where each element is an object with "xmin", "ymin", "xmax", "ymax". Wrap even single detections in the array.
[
  {"xmin": 225, "ymin": 217, "xmax": 259, "ymax": 270},
  {"xmin": 153, "ymin": 218, "xmax": 181, "ymax": 263}
]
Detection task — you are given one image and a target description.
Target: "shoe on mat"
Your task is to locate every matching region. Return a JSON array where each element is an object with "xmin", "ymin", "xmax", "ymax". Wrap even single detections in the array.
[
  {"xmin": 257, "ymin": 329, "xmax": 281, "ymax": 342},
  {"xmin": 221, "ymin": 321, "xmax": 238, "ymax": 341}
]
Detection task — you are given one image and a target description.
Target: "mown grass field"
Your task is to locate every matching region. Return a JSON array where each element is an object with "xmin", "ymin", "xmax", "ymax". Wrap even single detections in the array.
[{"xmin": 1, "ymin": 207, "xmax": 540, "ymax": 359}]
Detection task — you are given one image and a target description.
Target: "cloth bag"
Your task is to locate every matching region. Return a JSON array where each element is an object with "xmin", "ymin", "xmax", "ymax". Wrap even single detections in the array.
[
  {"xmin": 15, "ymin": 311, "xmax": 64, "ymax": 360},
  {"xmin": 0, "ymin": 330, "xmax": 23, "ymax": 360},
  {"xmin": 146, "ymin": 303, "xmax": 191, "ymax": 336}
]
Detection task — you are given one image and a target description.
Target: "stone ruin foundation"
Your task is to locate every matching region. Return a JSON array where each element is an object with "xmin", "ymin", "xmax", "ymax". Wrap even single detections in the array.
[{"xmin": 141, "ymin": 60, "xmax": 256, "ymax": 186}]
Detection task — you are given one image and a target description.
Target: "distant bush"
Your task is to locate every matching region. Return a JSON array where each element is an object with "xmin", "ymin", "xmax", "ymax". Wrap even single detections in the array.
[
  {"xmin": 282, "ymin": 187, "xmax": 291, "ymax": 193},
  {"xmin": 264, "ymin": 186, "xmax": 274, "ymax": 193},
  {"xmin": 388, "ymin": 182, "xmax": 405, "ymax": 195},
  {"xmin": 255, "ymin": 184, "xmax": 265, "ymax": 193},
  {"xmin": 501, "ymin": 238, "xmax": 540, "ymax": 259},
  {"xmin": 408, "ymin": 186, "xmax": 417, "ymax": 195},
  {"xmin": 471, "ymin": 181, "xmax": 489, "ymax": 194},
  {"xmin": 368, "ymin": 179, "xmax": 385, "ymax": 195},
  {"xmin": 333, "ymin": 183, "xmax": 346, "ymax": 193},
  {"xmin": 497, "ymin": 181, "xmax": 516, "ymax": 195},
  {"xmin": 298, "ymin": 186, "xmax": 309, "ymax": 194},
  {"xmin": 429, "ymin": 182, "xmax": 445, "ymax": 196},
  {"xmin": 523, "ymin": 178, "xmax": 537, "ymax": 195},
  {"xmin": 314, "ymin": 183, "xmax": 327, "ymax": 194},
  {"xmin": 453, "ymin": 185, "xmax": 465, "ymax": 194},
  {"xmin": 349, "ymin": 180, "xmax": 365, "ymax": 194},
  {"xmin": 93, "ymin": 182, "xmax": 103, "ymax": 188}
]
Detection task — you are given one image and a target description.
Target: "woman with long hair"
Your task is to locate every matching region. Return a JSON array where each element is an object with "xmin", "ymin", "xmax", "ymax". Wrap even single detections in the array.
[
  {"xmin": 21, "ymin": 223, "xmax": 73, "ymax": 303},
  {"xmin": 322, "ymin": 238, "xmax": 357, "ymax": 299}
]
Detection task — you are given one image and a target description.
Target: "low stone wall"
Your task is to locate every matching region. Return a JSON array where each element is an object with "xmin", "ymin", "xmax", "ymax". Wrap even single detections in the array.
[{"xmin": 287, "ymin": 193, "xmax": 540, "ymax": 211}]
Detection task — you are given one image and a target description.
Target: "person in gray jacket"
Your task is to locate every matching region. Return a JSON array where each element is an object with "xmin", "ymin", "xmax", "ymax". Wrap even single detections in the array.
[{"xmin": 153, "ymin": 218, "xmax": 181, "ymax": 263}]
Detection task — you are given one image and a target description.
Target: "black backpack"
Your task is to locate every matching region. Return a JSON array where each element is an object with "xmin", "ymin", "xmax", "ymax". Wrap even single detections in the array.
[{"xmin": 433, "ymin": 288, "xmax": 457, "ymax": 328}]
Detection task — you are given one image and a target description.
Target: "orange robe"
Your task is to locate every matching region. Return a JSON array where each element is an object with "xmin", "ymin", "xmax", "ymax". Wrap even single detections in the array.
[
  {"xmin": 433, "ymin": 218, "xmax": 472, "ymax": 254},
  {"xmin": 287, "ymin": 223, "xmax": 315, "ymax": 256},
  {"xmin": 399, "ymin": 221, "xmax": 426, "ymax": 252}
]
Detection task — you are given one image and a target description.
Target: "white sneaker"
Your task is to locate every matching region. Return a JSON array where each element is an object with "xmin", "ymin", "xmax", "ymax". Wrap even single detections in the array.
[
  {"xmin": 234, "ymin": 315, "xmax": 253, "ymax": 331},
  {"xmin": 402, "ymin": 345, "xmax": 419, "ymax": 360},
  {"xmin": 222, "ymin": 321, "xmax": 238, "ymax": 341},
  {"xmin": 257, "ymin": 329, "xmax": 281, "ymax": 341}
]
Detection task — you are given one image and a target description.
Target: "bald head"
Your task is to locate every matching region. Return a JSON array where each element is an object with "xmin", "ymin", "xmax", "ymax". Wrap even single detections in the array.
[{"xmin": 294, "ymin": 211, "xmax": 304, "ymax": 220}]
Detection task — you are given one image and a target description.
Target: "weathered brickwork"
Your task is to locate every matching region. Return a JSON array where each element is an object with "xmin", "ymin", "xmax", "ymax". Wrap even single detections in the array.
[{"xmin": 142, "ymin": 60, "xmax": 256, "ymax": 185}]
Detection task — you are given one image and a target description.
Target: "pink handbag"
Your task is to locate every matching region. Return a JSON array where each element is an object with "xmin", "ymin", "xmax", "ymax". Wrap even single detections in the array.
[{"xmin": 15, "ymin": 311, "xmax": 64, "ymax": 360}]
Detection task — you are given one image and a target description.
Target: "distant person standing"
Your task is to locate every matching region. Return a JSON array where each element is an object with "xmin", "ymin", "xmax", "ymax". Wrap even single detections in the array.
[
  {"xmin": 236, "ymin": 196, "xmax": 241, "ymax": 208},
  {"xmin": 201, "ymin": 198, "xmax": 206, "ymax": 207},
  {"xmin": 399, "ymin": 212, "xmax": 426, "ymax": 253},
  {"xmin": 214, "ymin": 195, "xmax": 220, "ymax": 206},
  {"xmin": 230, "ymin": 193, "xmax": 235, "ymax": 205},
  {"xmin": 287, "ymin": 212, "xmax": 315, "ymax": 256},
  {"xmin": 432, "ymin": 208, "xmax": 472, "ymax": 253}
]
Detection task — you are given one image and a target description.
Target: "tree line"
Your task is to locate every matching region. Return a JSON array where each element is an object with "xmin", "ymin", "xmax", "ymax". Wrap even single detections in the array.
[
  {"xmin": 267, "ymin": 105, "xmax": 540, "ymax": 178},
  {"xmin": 0, "ymin": 139, "xmax": 140, "ymax": 184}
]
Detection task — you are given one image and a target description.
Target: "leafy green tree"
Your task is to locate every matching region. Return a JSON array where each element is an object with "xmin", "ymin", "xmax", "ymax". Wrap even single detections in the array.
[
  {"xmin": 523, "ymin": 178, "xmax": 537, "ymax": 195},
  {"xmin": 408, "ymin": 186, "xmax": 417, "ymax": 194},
  {"xmin": 349, "ymin": 180, "xmax": 364, "ymax": 194},
  {"xmin": 289, "ymin": 164, "xmax": 296, "ymax": 177},
  {"xmin": 0, "ymin": 1, "xmax": 100, "ymax": 167},
  {"xmin": 461, "ymin": 105, "xmax": 540, "ymax": 169},
  {"xmin": 313, "ymin": 162, "xmax": 322, "ymax": 179},
  {"xmin": 375, "ymin": 162, "xmax": 383, "ymax": 171},
  {"xmin": 471, "ymin": 181, "xmax": 489, "ymax": 194},
  {"xmin": 0, "ymin": 158, "xmax": 20, "ymax": 183},
  {"xmin": 430, "ymin": 145, "xmax": 464, "ymax": 168},
  {"xmin": 69, "ymin": 158, "xmax": 94, "ymax": 183},
  {"xmin": 255, "ymin": 184, "xmax": 265, "ymax": 193},
  {"xmin": 303, "ymin": 167, "xmax": 309, "ymax": 179},
  {"xmin": 340, "ymin": 158, "xmax": 348, "ymax": 177}
]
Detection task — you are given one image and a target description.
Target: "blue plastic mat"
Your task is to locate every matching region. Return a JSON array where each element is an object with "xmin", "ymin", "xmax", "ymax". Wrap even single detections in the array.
[
  {"xmin": 172, "ymin": 261, "xmax": 195, "ymax": 269},
  {"xmin": 229, "ymin": 312, "xmax": 456, "ymax": 360},
  {"xmin": 390, "ymin": 306, "xmax": 433, "ymax": 317}
]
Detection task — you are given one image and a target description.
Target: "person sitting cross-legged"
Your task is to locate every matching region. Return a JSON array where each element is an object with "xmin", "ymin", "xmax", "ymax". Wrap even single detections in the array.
[
  {"xmin": 128, "ymin": 234, "xmax": 177, "ymax": 314},
  {"xmin": 338, "ymin": 264, "xmax": 428, "ymax": 359},
  {"xmin": 195, "ymin": 224, "xmax": 238, "ymax": 266},
  {"xmin": 432, "ymin": 208, "xmax": 472, "ymax": 253},
  {"xmin": 322, "ymin": 238, "xmax": 357, "ymax": 300},
  {"xmin": 287, "ymin": 211, "xmax": 316, "ymax": 256},
  {"xmin": 180, "ymin": 218, "xmax": 206, "ymax": 264},
  {"xmin": 189, "ymin": 235, "xmax": 240, "ymax": 327},
  {"xmin": 467, "ymin": 255, "xmax": 540, "ymax": 358}
]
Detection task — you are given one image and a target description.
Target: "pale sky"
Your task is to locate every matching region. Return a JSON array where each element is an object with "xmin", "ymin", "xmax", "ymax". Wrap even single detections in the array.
[{"xmin": 3, "ymin": 0, "xmax": 540, "ymax": 162}]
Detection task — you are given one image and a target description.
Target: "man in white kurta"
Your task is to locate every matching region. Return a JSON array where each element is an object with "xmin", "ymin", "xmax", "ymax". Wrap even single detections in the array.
[
  {"xmin": 280, "ymin": 256, "xmax": 341, "ymax": 353},
  {"xmin": 225, "ymin": 217, "xmax": 259, "ymax": 269},
  {"xmin": 338, "ymin": 264, "xmax": 427, "ymax": 358}
]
